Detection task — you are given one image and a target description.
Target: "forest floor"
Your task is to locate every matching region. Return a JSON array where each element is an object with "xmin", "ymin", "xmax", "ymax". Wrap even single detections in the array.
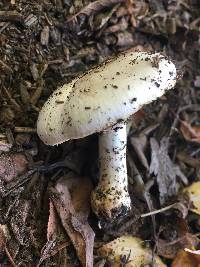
[{"xmin": 0, "ymin": 0, "xmax": 200, "ymax": 266}]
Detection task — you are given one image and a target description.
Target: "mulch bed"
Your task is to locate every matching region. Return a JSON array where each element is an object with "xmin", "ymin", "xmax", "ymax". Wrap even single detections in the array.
[{"xmin": 0, "ymin": 0, "xmax": 200, "ymax": 266}]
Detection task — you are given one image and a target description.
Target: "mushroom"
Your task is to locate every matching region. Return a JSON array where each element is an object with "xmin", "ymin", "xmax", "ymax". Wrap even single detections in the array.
[
  {"xmin": 98, "ymin": 235, "xmax": 166, "ymax": 267},
  {"xmin": 37, "ymin": 51, "xmax": 177, "ymax": 220}
]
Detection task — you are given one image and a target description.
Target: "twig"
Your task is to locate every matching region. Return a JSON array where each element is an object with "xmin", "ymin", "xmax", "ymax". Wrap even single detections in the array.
[
  {"xmin": 169, "ymin": 104, "xmax": 200, "ymax": 137},
  {"xmin": 143, "ymin": 180, "xmax": 156, "ymax": 237},
  {"xmin": 0, "ymin": 22, "xmax": 10, "ymax": 34},
  {"xmin": 0, "ymin": 60, "xmax": 13, "ymax": 73},
  {"xmin": 5, "ymin": 247, "xmax": 17, "ymax": 267},
  {"xmin": 14, "ymin": 127, "xmax": 36, "ymax": 133},
  {"xmin": 4, "ymin": 170, "xmax": 36, "ymax": 197},
  {"xmin": 30, "ymin": 80, "xmax": 44, "ymax": 105},
  {"xmin": 141, "ymin": 203, "xmax": 177, "ymax": 218},
  {"xmin": 2, "ymin": 86, "xmax": 22, "ymax": 112}
]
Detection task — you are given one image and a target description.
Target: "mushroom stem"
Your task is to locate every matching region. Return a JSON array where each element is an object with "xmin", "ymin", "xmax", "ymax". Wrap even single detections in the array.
[{"xmin": 91, "ymin": 121, "xmax": 131, "ymax": 219}]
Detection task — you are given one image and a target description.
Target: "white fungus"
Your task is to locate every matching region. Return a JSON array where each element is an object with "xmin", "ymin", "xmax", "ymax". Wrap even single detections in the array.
[{"xmin": 37, "ymin": 51, "xmax": 177, "ymax": 220}]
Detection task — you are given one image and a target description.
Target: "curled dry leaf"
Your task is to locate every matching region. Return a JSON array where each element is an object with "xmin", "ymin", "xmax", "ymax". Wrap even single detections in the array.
[
  {"xmin": 156, "ymin": 232, "xmax": 199, "ymax": 259},
  {"xmin": 0, "ymin": 152, "xmax": 28, "ymax": 182},
  {"xmin": 98, "ymin": 236, "xmax": 166, "ymax": 267},
  {"xmin": 47, "ymin": 201, "xmax": 57, "ymax": 242},
  {"xmin": 50, "ymin": 175, "xmax": 94, "ymax": 267},
  {"xmin": 185, "ymin": 248, "xmax": 200, "ymax": 255},
  {"xmin": 180, "ymin": 120, "xmax": 200, "ymax": 143},
  {"xmin": 150, "ymin": 138, "xmax": 178, "ymax": 205},
  {"xmin": 172, "ymin": 250, "xmax": 200, "ymax": 267},
  {"xmin": 38, "ymin": 201, "xmax": 71, "ymax": 266},
  {"xmin": 184, "ymin": 181, "xmax": 200, "ymax": 215}
]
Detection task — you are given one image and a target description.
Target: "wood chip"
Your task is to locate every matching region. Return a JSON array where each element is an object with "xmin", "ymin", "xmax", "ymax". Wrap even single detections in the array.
[{"xmin": 41, "ymin": 26, "xmax": 50, "ymax": 46}]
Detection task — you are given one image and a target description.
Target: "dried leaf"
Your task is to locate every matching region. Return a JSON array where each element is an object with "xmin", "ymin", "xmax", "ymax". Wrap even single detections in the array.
[
  {"xmin": 177, "ymin": 151, "xmax": 200, "ymax": 168},
  {"xmin": 98, "ymin": 236, "xmax": 166, "ymax": 267},
  {"xmin": 150, "ymin": 137, "xmax": 177, "ymax": 204},
  {"xmin": 185, "ymin": 248, "xmax": 200, "ymax": 256},
  {"xmin": 180, "ymin": 120, "xmax": 200, "ymax": 143},
  {"xmin": 172, "ymin": 250, "xmax": 200, "ymax": 267},
  {"xmin": 130, "ymin": 135, "xmax": 149, "ymax": 170},
  {"xmin": 150, "ymin": 137, "xmax": 188, "ymax": 204},
  {"xmin": 157, "ymin": 232, "xmax": 199, "ymax": 259},
  {"xmin": 125, "ymin": 0, "xmax": 137, "ymax": 27},
  {"xmin": 47, "ymin": 201, "xmax": 57, "ymax": 241},
  {"xmin": 50, "ymin": 175, "xmax": 94, "ymax": 267},
  {"xmin": 0, "ymin": 152, "xmax": 28, "ymax": 182},
  {"xmin": 38, "ymin": 201, "xmax": 71, "ymax": 266}
]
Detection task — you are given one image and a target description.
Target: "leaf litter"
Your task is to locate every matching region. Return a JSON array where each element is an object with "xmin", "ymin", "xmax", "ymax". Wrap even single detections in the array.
[
  {"xmin": 49, "ymin": 175, "xmax": 94, "ymax": 267},
  {"xmin": 150, "ymin": 137, "xmax": 188, "ymax": 205},
  {"xmin": 0, "ymin": 0, "xmax": 200, "ymax": 266}
]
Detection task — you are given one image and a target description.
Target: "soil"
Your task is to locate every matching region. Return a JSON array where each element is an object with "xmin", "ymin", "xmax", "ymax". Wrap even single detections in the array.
[{"xmin": 0, "ymin": 0, "xmax": 200, "ymax": 266}]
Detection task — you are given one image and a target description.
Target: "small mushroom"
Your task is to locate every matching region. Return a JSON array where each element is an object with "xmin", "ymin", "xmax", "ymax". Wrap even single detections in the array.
[
  {"xmin": 184, "ymin": 181, "xmax": 200, "ymax": 215},
  {"xmin": 98, "ymin": 235, "xmax": 166, "ymax": 267},
  {"xmin": 37, "ymin": 51, "xmax": 177, "ymax": 220}
]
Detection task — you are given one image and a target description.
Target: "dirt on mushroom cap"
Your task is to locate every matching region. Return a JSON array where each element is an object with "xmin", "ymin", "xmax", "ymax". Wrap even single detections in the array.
[{"xmin": 37, "ymin": 51, "xmax": 176, "ymax": 145}]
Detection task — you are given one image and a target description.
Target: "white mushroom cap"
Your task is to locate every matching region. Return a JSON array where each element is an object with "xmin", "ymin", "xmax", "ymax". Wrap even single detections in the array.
[{"xmin": 37, "ymin": 51, "xmax": 176, "ymax": 145}]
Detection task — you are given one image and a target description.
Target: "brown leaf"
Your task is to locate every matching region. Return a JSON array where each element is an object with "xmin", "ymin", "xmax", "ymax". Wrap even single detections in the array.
[
  {"xmin": 47, "ymin": 201, "xmax": 57, "ymax": 241},
  {"xmin": 177, "ymin": 151, "xmax": 200, "ymax": 168},
  {"xmin": 0, "ymin": 152, "xmax": 28, "ymax": 182},
  {"xmin": 131, "ymin": 109, "xmax": 147, "ymax": 125},
  {"xmin": 130, "ymin": 135, "xmax": 149, "ymax": 170},
  {"xmin": 150, "ymin": 137, "xmax": 187, "ymax": 205},
  {"xmin": 156, "ymin": 218, "xmax": 199, "ymax": 260},
  {"xmin": 180, "ymin": 120, "xmax": 200, "ymax": 143},
  {"xmin": 125, "ymin": 0, "xmax": 137, "ymax": 27},
  {"xmin": 172, "ymin": 250, "xmax": 200, "ymax": 267},
  {"xmin": 38, "ymin": 201, "xmax": 71, "ymax": 266},
  {"xmin": 50, "ymin": 175, "xmax": 94, "ymax": 267}
]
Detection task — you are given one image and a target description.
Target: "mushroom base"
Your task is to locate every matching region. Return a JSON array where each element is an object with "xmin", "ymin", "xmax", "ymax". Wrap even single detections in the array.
[
  {"xmin": 91, "ymin": 187, "xmax": 131, "ymax": 220},
  {"xmin": 91, "ymin": 122, "xmax": 131, "ymax": 220}
]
